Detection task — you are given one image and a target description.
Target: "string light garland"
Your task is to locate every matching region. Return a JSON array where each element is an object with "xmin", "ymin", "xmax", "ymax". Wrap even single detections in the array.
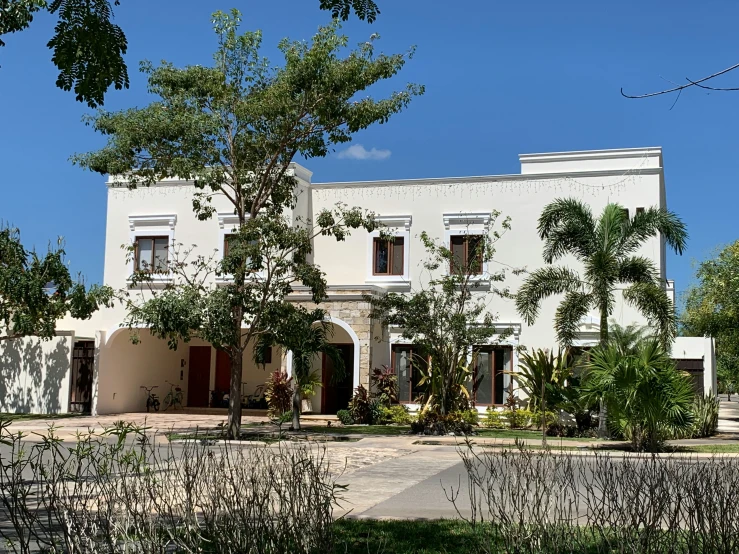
[{"xmin": 313, "ymin": 152, "xmax": 652, "ymax": 203}]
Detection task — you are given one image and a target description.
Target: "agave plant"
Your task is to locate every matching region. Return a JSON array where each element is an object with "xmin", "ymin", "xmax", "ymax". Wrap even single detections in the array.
[{"xmin": 582, "ymin": 339, "xmax": 695, "ymax": 452}]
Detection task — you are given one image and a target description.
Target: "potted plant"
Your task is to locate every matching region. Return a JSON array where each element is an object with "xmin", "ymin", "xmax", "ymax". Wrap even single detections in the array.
[{"xmin": 299, "ymin": 370, "xmax": 322, "ymax": 414}]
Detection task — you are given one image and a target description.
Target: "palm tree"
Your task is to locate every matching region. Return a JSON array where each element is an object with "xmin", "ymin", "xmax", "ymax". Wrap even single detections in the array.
[
  {"xmin": 515, "ymin": 199, "xmax": 687, "ymax": 349},
  {"xmin": 608, "ymin": 321, "xmax": 650, "ymax": 355},
  {"xmin": 581, "ymin": 339, "xmax": 695, "ymax": 452},
  {"xmin": 255, "ymin": 307, "xmax": 344, "ymax": 431}
]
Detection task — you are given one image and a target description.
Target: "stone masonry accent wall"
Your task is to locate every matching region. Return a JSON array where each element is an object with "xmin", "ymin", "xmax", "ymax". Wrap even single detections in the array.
[{"xmin": 291, "ymin": 289, "xmax": 377, "ymax": 389}]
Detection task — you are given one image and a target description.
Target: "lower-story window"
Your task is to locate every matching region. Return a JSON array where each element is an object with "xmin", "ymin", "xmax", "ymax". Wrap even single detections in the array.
[
  {"xmin": 391, "ymin": 344, "xmax": 428, "ymax": 403},
  {"xmin": 472, "ymin": 346, "xmax": 512, "ymax": 406}
]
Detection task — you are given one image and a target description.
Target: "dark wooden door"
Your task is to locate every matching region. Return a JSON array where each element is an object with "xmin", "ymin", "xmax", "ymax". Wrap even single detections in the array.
[
  {"xmin": 215, "ymin": 350, "xmax": 231, "ymax": 393},
  {"xmin": 187, "ymin": 346, "xmax": 211, "ymax": 407},
  {"xmin": 321, "ymin": 344, "xmax": 354, "ymax": 414}
]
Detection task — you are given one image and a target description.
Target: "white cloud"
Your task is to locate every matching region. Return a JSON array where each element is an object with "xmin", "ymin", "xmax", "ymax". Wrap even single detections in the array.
[{"xmin": 336, "ymin": 144, "xmax": 391, "ymax": 161}]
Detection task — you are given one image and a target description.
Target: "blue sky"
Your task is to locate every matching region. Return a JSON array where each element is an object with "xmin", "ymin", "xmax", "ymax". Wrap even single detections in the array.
[{"xmin": 1, "ymin": 0, "xmax": 738, "ymax": 301}]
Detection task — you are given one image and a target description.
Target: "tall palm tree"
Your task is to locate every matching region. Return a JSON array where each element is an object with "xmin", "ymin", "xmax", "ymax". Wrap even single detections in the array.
[
  {"xmin": 255, "ymin": 307, "xmax": 344, "ymax": 431},
  {"xmin": 515, "ymin": 199, "xmax": 688, "ymax": 348}
]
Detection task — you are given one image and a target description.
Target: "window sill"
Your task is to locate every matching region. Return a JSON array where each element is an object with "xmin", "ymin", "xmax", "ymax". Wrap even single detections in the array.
[
  {"xmin": 126, "ymin": 275, "xmax": 174, "ymax": 288},
  {"xmin": 365, "ymin": 275, "xmax": 411, "ymax": 291}
]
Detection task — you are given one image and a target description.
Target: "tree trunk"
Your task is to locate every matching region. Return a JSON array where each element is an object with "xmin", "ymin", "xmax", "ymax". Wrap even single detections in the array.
[
  {"xmin": 597, "ymin": 309, "xmax": 609, "ymax": 439},
  {"xmin": 227, "ymin": 345, "xmax": 243, "ymax": 440},
  {"xmin": 292, "ymin": 382, "xmax": 302, "ymax": 431}
]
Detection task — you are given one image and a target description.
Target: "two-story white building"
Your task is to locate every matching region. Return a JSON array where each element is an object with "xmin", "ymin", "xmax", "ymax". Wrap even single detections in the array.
[{"xmin": 0, "ymin": 147, "xmax": 716, "ymax": 415}]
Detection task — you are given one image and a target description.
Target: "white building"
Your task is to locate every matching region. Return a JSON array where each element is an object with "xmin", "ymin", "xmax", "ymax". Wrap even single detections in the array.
[{"xmin": 0, "ymin": 147, "xmax": 715, "ymax": 415}]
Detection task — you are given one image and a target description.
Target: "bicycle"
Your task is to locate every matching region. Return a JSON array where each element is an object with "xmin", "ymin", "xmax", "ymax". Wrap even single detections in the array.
[
  {"xmin": 141, "ymin": 385, "xmax": 160, "ymax": 412},
  {"xmin": 162, "ymin": 380, "xmax": 184, "ymax": 411}
]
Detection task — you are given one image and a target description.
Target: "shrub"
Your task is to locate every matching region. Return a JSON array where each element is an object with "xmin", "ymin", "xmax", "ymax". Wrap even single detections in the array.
[
  {"xmin": 369, "ymin": 398, "xmax": 385, "ymax": 425},
  {"xmin": 0, "ymin": 423, "xmax": 338, "ymax": 553},
  {"xmin": 482, "ymin": 408, "xmax": 506, "ymax": 429},
  {"xmin": 349, "ymin": 385, "xmax": 374, "ymax": 424},
  {"xmin": 264, "ymin": 370, "xmax": 292, "ymax": 417},
  {"xmin": 583, "ymin": 341, "xmax": 696, "ymax": 451},
  {"xmin": 411, "ymin": 410, "xmax": 476, "ymax": 435},
  {"xmin": 506, "ymin": 409, "xmax": 534, "ymax": 429},
  {"xmin": 690, "ymin": 394, "xmax": 720, "ymax": 438},
  {"xmin": 371, "ymin": 365, "xmax": 398, "ymax": 404},
  {"xmin": 336, "ymin": 409, "xmax": 354, "ymax": 426},
  {"xmin": 531, "ymin": 410, "xmax": 557, "ymax": 430},
  {"xmin": 381, "ymin": 404, "xmax": 411, "ymax": 425},
  {"xmin": 460, "ymin": 409, "xmax": 479, "ymax": 426}
]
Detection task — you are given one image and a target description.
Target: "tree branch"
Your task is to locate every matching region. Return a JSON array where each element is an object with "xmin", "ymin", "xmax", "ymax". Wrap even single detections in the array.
[{"xmin": 622, "ymin": 62, "xmax": 739, "ymax": 99}]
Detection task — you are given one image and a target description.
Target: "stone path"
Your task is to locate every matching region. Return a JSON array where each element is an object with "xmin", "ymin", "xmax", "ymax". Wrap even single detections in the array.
[{"xmin": 718, "ymin": 394, "xmax": 739, "ymax": 434}]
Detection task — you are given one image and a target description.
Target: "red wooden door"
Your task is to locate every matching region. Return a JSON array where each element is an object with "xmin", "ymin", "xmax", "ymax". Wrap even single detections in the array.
[
  {"xmin": 187, "ymin": 346, "xmax": 211, "ymax": 407},
  {"xmin": 215, "ymin": 350, "xmax": 231, "ymax": 393}
]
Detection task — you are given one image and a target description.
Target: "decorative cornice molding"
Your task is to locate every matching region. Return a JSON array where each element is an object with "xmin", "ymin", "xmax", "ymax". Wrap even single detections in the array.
[
  {"xmin": 128, "ymin": 214, "xmax": 177, "ymax": 231},
  {"xmin": 217, "ymin": 211, "xmax": 243, "ymax": 229},
  {"xmin": 373, "ymin": 214, "xmax": 412, "ymax": 230},
  {"xmin": 443, "ymin": 211, "xmax": 492, "ymax": 230}
]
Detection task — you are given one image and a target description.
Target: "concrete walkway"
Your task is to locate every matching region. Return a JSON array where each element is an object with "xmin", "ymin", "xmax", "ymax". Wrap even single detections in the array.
[{"xmin": 718, "ymin": 394, "xmax": 739, "ymax": 433}]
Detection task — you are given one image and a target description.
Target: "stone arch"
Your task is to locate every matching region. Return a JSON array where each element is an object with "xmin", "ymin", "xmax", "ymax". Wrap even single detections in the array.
[{"xmin": 285, "ymin": 316, "xmax": 361, "ymax": 389}]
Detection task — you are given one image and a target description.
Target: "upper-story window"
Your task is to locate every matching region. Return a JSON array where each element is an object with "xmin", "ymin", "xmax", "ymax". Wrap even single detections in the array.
[
  {"xmin": 128, "ymin": 214, "xmax": 177, "ymax": 284},
  {"xmin": 443, "ymin": 212, "xmax": 492, "ymax": 280},
  {"xmin": 135, "ymin": 236, "xmax": 169, "ymax": 272},
  {"xmin": 450, "ymin": 235, "xmax": 483, "ymax": 275},
  {"xmin": 366, "ymin": 215, "xmax": 412, "ymax": 288},
  {"xmin": 373, "ymin": 236, "xmax": 404, "ymax": 276}
]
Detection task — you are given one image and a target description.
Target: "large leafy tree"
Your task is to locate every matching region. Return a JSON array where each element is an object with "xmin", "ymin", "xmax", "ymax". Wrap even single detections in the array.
[
  {"xmin": 0, "ymin": 0, "xmax": 379, "ymax": 107},
  {"xmin": 369, "ymin": 214, "xmax": 513, "ymax": 416},
  {"xmin": 682, "ymin": 240, "xmax": 739, "ymax": 394},
  {"xmin": 0, "ymin": 225, "xmax": 113, "ymax": 342},
  {"xmin": 254, "ymin": 307, "xmax": 344, "ymax": 431},
  {"xmin": 74, "ymin": 11, "xmax": 422, "ymax": 439},
  {"xmin": 516, "ymin": 199, "xmax": 688, "ymax": 349}
]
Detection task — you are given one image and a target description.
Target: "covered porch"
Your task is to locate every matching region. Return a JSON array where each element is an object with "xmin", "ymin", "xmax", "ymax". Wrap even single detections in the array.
[{"xmin": 93, "ymin": 328, "xmax": 283, "ymax": 415}]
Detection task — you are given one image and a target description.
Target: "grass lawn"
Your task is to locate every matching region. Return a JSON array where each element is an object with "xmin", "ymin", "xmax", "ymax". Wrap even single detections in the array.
[
  {"xmin": 673, "ymin": 444, "xmax": 739, "ymax": 454},
  {"xmin": 335, "ymin": 519, "xmax": 484, "ymax": 554},
  {"xmin": 0, "ymin": 413, "xmax": 79, "ymax": 421}
]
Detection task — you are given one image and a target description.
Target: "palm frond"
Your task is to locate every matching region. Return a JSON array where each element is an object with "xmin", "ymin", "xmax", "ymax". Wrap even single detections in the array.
[
  {"xmin": 623, "ymin": 282, "xmax": 677, "ymax": 348},
  {"xmin": 621, "ymin": 206, "xmax": 688, "ymax": 255},
  {"xmin": 594, "ymin": 203, "xmax": 629, "ymax": 258},
  {"xmin": 617, "ymin": 256, "xmax": 658, "ymax": 285},
  {"xmin": 537, "ymin": 198, "xmax": 597, "ymax": 262},
  {"xmin": 515, "ymin": 266, "xmax": 582, "ymax": 325},
  {"xmin": 554, "ymin": 291, "xmax": 593, "ymax": 347}
]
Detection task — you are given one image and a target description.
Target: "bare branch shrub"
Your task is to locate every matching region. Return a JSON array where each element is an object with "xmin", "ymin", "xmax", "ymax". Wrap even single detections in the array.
[
  {"xmin": 0, "ymin": 421, "xmax": 340, "ymax": 554},
  {"xmin": 449, "ymin": 441, "xmax": 739, "ymax": 553}
]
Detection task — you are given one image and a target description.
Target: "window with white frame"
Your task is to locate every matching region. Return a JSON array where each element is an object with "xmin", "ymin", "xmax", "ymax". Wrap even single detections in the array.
[
  {"xmin": 128, "ymin": 215, "xmax": 176, "ymax": 282},
  {"xmin": 443, "ymin": 212, "xmax": 491, "ymax": 279},
  {"xmin": 366, "ymin": 215, "xmax": 412, "ymax": 286},
  {"xmin": 217, "ymin": 212, "xmax": 262, "ymax": 282}
]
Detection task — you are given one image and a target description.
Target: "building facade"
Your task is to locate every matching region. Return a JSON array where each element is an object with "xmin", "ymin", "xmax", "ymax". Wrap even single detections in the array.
[{"xmin": 0, "ymin": 147, "xmax": 716, "ymax": 415}]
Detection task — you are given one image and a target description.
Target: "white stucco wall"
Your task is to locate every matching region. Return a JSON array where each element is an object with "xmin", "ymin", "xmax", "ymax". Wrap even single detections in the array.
[
  {"xmin": 672, "ymin": 336, "xmax": 717, "ymax": 395},
  {"xmin": 311, "ymin": 147, "xmax": 666, "ymax": 352},
  {"xmin": 0, "ymin": 333, "xmax": 74, "ymax": 414}
]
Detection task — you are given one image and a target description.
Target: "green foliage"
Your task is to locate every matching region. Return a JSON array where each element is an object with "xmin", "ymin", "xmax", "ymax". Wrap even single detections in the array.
[
  {"xmin": 74, "ymin": 11, "xmax": 421, "ymax": 439},
  {"xmin": 682, "ymin": 240, "xmax": 739, "ymax": 394},
  {"xmin": 371, "ymin": 366, "xmax": 398, "ymax": 404},
  {"xmin": 349, "ymin": 385, "xmax": 373, "ymax": 424},
  {"xmin": 411, "ymin": 409, "xmax": 477, "ymax": 435},
  {"xmin": 516, "ymin": 199, "xmax": 687, "ymax": 348},
  {"xmin": 0, "ymin": 225, "xmax": 113, "ymax": 341},
  {"xmin": 336, "ymin": 409, "xmax": 354, "ymax": 426},
  {"xmin": 380, "ymin": 404, "xmax": 411, "ymax": 425},
  {"xmin": 264, "ymin": 370, "xmax": 292, "ymax": 418},
  {"xmin": 481, "ymin": 408, "xmax": 506, "ymax": 429},
  {"xmin": 516, "ymin": 348, "xmax": 572, "ymax": 413},
  {"xmin": 369, "ymin": 221, "xmax": 513, "ymax": 416},
  {"xmin": 506, "ymin": 408, "xmax": 534, "ymax": 429},
  {"xmin": 0, "ymin": 0, "xmax": 128, "ymax": 107},
  {"xmin": 582, "ymin": 340, "xmax": 696, "ymax": 451},
  {"xmin": 318, "ymin": 0, "xmax": 380, "ymax": 22},
  {"xmin": 531, "ymin": 410, "xmax": 557, "ymax": 430},
  {"xmin": 2, "ymin": 0, "xmax": 385, "ymax": 107},
  {"xmin": 254, "ymin": 307, "xmax": 343, "ymax": 429},
  {"xmin": 689, "ymin": 394, "xmax": 720, "ymax": 439}
]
